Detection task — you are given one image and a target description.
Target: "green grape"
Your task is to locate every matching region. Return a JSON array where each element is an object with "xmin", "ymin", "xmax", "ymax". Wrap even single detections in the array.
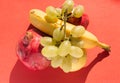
[
  {"xmin": 70, "ymin": 53, "xmax": 86, "ymax": 72},
  {"xmin": 62, "ymin": 0, "xmax": 74, "ymax": 14},
  {"xmin": 58, "ymin": 40, "xmax": 71, "ymax": 57},
  {"xmin": 76, "ymin": 40, "xmax": 84, "ymax": 48},
  {"xmin": 41, "ymin": 46, "xmax": 58, "ymax": 58},
  {"xmin": 53, "ymin": 27, "xmax": 64, "ymax": 41},
  {"xmin": 73, "ymin": 5, "xmax": 84, "ymax": 18},
  {"xmin": 70, "ymin": 37, "xmax": 80, "ymax": 45},
  {"xmin": 46, "ymin": 6, "xmax": 59, "ymax": 18},
  {"xmin": 45, "ymin": 15, "xmax": 58, "ymax": 23},
  {"xmin": 60, "ymin": 55, "xmax": 72, "ymax": 73},
  {"xmin": 56, "ymin": 8, "xmax": 62, "ymax": 17},
  {"xmin": 40, "ymin": 37, "xmax": 54, "ymax": 46},
  {"xmin": 69, "ymin": 46, "xmax": 84, "ymax": 58},
  {"xmin": 70, "ymin": 37, "xmax": 84, "ymax": 48},
  {"xmin": 51, "ymin": 56, "xmax": 63, "ymax": 68},
  {"xmin": 71, "ymin": 26, "xmax": 85, "ymax": 37},
  {"xmin": 45, "ymin": 6, "xmax": 59, "ymax": 23}
]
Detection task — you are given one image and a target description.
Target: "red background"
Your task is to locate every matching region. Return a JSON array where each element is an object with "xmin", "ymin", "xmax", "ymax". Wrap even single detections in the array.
[{"xmin": 0, "ymin": 0, "xmax": 120, "ymax": 83}]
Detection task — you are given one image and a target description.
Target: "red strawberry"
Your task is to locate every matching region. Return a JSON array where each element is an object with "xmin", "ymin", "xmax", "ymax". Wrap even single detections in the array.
[{"xmin": 16, "ymin": 29, "xmax": 50, "ymax": 70}]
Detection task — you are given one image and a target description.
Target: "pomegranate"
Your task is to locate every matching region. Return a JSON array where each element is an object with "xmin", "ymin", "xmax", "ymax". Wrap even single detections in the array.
[
  {"xmin": 67, "ymin": 14, "xmax": 89, "ymax": 29},
  {"xmin": 16, "ymin": 28, "xmax": 50, "ymax": 70}
]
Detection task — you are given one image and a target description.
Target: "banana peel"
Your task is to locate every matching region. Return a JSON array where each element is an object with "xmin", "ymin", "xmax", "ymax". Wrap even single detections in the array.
[{"xmin": 29, "ymin": 9, "xmax": 110, "ymax": 51}]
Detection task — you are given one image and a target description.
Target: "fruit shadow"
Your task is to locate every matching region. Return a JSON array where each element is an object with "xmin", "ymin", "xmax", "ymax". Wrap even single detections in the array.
[
  {"xmin": 9, "ymin": 51, "xmax": 109, "ymax": 83},
  {"xmin": 9, "ymin": 25, "xmax": 110, "ymax": 83}
]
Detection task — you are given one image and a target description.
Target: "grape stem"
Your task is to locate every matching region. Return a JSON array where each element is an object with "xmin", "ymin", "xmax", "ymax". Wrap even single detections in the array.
[
  {"xmin": 63, "ymin": 10, "xmax": 67, "ymax": 40},
  {"xmin": 60, "ymin": 25, "xmax": 64, "ymax": 30}
]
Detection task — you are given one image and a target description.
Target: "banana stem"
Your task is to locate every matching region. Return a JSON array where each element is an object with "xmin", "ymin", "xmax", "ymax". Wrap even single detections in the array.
[{"xmin": 98, "ymin": 42, "xmax": 111, "ymax": 52}]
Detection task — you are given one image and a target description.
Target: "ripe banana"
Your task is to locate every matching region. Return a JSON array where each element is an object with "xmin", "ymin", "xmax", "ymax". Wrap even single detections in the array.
[{"xmin": 29, "ymin": 9, "xmax": 110, "ymax": 51}]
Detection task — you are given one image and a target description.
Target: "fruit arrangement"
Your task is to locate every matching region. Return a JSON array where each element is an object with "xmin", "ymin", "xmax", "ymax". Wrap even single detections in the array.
[{"xmin": 16, "ymin": 0, "xmax": 110, "ymax": 73}]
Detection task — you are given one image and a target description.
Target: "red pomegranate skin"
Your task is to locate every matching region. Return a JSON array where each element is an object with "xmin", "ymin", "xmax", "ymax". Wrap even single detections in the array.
[
  {"xmin": 16, "ymin": 28, "xmax": 50, "ymax": 71},
  {"xmin": 67, "ymin": 14, "xmax": 89, "ymax": 29}
]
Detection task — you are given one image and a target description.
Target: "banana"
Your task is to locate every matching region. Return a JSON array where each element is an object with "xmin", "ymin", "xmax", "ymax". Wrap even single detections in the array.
[{"xmin": 29, "ymin": 9, "xmax": 110, "ymax": 51}]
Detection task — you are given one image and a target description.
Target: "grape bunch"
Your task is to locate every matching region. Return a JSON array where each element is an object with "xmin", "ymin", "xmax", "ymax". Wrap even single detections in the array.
[
  {"xmin": 40, "ymin": 0, "xmax": 87, "ymax": 73},
  {"xmin": 45, "ymin": 0, "xmax": 88, "ymax": 28},
  {"xmin": 40, "ymin": 26, "xmax": 86, "ymax": 73}
]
